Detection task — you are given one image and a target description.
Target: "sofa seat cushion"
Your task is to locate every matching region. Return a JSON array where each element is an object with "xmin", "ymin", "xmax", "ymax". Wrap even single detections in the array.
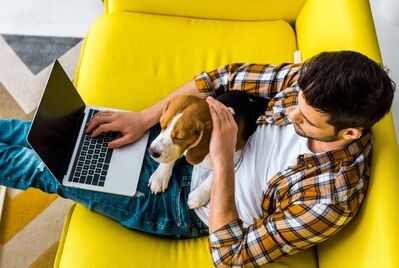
[
  {"xmin": 75, "ymin": 12, "xmax": 297, "ymax": 111},
  {"xmin": 55, "ymin": 204, "xmax": 318, "ymax": 267}
]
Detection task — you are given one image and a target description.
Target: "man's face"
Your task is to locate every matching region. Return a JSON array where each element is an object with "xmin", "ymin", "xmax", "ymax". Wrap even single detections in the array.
[{"xmin": 288, "ymin": 90, "xmax": 340, "ymax": 142}]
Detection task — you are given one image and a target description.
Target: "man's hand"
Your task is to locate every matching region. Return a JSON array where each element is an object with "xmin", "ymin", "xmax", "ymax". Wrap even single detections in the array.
[
  {"xmin": 85, "ymin": 110, "xmax": 150, "ymax": 148},
  {"xmin": 83, "ymin": 80, "xmax": 200, "ymax": 149},
  {"xmin": 206, "ymin": 96, "xmax": 239, "ymax": 233},
  {"xmin": 206, "ymin": 96, "xmax": 238, "ymax": 170}
]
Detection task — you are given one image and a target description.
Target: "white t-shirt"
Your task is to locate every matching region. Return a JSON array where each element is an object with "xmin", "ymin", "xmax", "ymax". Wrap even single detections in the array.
[{"xmin": 190, "ymin": 123, "xmax": 312, "ymax": 227}]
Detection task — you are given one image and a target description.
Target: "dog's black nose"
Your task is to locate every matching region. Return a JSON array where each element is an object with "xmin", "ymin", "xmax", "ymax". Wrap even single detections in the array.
[{"xmin": 149, "ymin": 147, "xmax": 161, "ymax": 158}]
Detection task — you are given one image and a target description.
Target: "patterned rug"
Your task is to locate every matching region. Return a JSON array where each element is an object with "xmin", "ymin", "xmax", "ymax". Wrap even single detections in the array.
[{"xmin": 0, "ymin": 34, "xmax": 83, "ymax": 268}]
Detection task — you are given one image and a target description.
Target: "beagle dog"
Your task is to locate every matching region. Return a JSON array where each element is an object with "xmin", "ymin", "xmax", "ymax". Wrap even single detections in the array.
[{"xmin": 148, "ymin": 91, "xmax": 269, "ymax": 208}]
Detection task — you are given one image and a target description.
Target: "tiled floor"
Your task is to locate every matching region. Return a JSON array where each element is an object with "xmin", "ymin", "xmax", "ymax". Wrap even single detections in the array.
[{"xmin": 0, "ymin": 2, "xmax": 92, "ymax": 266}]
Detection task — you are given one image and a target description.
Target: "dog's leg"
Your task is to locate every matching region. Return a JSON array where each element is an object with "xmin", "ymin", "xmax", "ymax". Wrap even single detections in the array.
[
  {"xmin": 199, "ymin": 150, "xmax": 242, "ymax": 169},
  {"xmin": 188, "ymin": 174, "xmax": 212, "ymax": 209},
  {"xmin": 187, "ymin": 149, "xmax": 242, "ymax": 208},
  {"xmin": 148, "ymin": 161, "xmax": 175, "ymax": 194}
]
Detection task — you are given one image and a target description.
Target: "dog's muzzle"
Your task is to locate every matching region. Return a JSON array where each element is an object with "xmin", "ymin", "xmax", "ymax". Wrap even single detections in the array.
[{"xmin": 148, "ymin": 146, "xmax": 161, "ymax": 159}]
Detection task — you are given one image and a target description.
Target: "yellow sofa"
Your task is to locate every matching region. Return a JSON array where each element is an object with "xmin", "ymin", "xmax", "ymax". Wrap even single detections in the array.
[{"xmin": 54, "ymin": 0, "xmax": 399, "ymax": 267}]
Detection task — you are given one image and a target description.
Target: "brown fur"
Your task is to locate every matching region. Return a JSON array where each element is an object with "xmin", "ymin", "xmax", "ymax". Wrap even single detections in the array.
[{"xmin": 160, "ymin": 95, "xmax": 246, "ymax": 165}]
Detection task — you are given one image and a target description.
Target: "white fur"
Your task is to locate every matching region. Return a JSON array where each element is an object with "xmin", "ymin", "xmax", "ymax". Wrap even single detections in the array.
[
  {"xmin": 149, "ymin": 106, "xmax": 243, "ymax": 207},
  {"xmin": 148, "ymin": 113, "xmax": 185, "ymax": 194},
  {"xmin": 150, "ymin": 113, "xmax": 183, "ymax": 163},
  {"xmin": 188, "ymin": 174, "xmax": 212, "ymax": 208},
  {"xmin": 148, "ymin": 162, "xmax": 175, "ymax": 194},
  {"xmin": 187, "ymin": 149, "xmax": 243, "ymax": 209}
]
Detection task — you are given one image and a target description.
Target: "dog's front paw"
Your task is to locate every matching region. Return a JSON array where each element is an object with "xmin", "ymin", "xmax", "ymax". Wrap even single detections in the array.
[
  {"xmin": 148, "ymin": 175, "xmax": 165, "ymax": 194},
  {"xmin": 188, "ymin": 185, "xmax": 211, "ymax": 209},
  {"xmin": 148, "ymin": 173, "xmax": 169, "ymax": 194},
  {"xmin": 148, "ymin": 164, "xmax": 173, "ymax": 194}
]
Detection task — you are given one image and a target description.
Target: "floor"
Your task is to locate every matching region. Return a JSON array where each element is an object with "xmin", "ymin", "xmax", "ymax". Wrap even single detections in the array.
[
  {"xmin": 0, "ymin": 0, "xmax": 103, "ymax": 38},
  {"xmin": 0, "ymin": 1, "xmax": 101, "ymax": 266}
]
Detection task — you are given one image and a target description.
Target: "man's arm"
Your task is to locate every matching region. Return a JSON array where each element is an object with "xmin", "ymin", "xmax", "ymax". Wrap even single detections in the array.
[
  {"xmin": 116, "ymin": 62, "xmax": 301, "ymax": 131},
  {"xmin": 195, "ymin": 63, "xmax": 302, "ymax": 100},
  {"xmin": 140, "ymin": 80, "xmax": 201, "ymax": 129},
  {"xmin": 86, "ymin": 79, "xmax": 200, "ymax": 148},
  {"xmin": 205, "ymin": 97, "xmax": 353, "ymax": 267},
  {"xmin": 196, "ymin": 63, "xmax": 303, "ymax": 127},
  {"xmin": 208, "ymin": 202, "xmax": 353, "ymax": 267},
  {"xmin": 142, "ymin": 62, "xmax": 301, "ymax": 128},
  {"xmin": 206, "ymin": 96, "xmax": 240, "ymax": 232},
  {"xmin": 86, "ymin": 63, "xmax": 301, "ymax": 148},
  {"xmin": 209, "ymin": 165, "xmax": 238, "ymax": 233}
]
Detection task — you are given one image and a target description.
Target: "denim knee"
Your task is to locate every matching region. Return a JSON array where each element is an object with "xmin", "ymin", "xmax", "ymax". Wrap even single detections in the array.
[{"xmin": 0, "ymin": 142, "xmax": 60, "ymax": 193}]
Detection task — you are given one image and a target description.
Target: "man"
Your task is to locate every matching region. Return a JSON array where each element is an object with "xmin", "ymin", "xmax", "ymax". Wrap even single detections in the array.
[{"xmin": 0, "ymin": 51, "xmax": 395, "ymax": 267}]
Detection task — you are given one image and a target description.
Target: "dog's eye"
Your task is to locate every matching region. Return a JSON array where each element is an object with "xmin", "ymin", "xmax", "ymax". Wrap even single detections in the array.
[{"xmin": 173, "ymin": 136, "xmax": 185, "ymax": 141}]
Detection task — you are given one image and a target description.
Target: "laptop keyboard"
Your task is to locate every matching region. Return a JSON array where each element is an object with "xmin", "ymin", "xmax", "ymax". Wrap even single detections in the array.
[{"xmin": 68, "ymin": 109, "xmax": 118, "ymax": 187}]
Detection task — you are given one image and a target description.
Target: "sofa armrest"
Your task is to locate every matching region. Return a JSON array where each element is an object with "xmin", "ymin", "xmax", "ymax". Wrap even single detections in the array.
[
  {"xmin": 104, "ymin": 0, "xmax": 306, "ymax": 22},
  {"xmin": 295, "ymin": 0, "xmax": 381, "ymax": 62},
  {"xmin": 296, "ymin": 1, "xmax": 399, "ymax": 267},
  {"xmin": 317, "ymin": 112, "xmax": 399, "ymax": 268}
]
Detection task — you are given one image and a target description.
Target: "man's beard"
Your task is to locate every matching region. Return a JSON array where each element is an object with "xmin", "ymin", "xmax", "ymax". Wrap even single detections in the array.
[{"xmin": 293, "ymin": 123, "xmax": 340, "ymax": 142}]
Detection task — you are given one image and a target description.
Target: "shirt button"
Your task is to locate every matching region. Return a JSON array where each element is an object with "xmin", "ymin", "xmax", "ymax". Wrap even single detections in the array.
[{"xmin": 307, "ymin": 163, "xmax": 313, "ymax": 168}]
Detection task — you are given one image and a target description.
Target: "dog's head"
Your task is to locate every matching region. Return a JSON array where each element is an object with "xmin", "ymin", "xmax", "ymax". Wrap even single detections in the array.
[{"xmin": 149, "ymin": 95, "xmax": 212, "ymax": 165}]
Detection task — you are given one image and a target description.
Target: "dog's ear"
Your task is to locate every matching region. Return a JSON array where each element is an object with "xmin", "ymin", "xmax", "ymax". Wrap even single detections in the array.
[
  {"xmin": 185, "ymin": 121, "xmax": 211, "ymax": 165},
  {"xmin": 159, "ymin": 102, "xmax": 170, "ymax": 123}
]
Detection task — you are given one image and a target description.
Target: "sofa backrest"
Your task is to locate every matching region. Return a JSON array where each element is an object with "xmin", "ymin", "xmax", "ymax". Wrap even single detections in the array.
[{"xmin": 104, "ymin": 0, "xmax": 307, "ymax": 23}]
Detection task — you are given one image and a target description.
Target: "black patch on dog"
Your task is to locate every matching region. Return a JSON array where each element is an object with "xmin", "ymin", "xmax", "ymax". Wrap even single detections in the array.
[{"xmin": 216, "ymin": 91, "xmax": 270, "ymax": 140}]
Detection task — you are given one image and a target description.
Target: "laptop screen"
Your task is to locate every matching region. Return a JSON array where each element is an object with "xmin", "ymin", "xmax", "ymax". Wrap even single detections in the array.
[{"xmin": 27, "ymin": 60, "xmax": 85, "ymax": 182}]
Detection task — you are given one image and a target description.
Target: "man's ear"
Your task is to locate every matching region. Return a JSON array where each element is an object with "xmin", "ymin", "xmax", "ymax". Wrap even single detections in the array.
[
  {"xmin": 185, "ymin": 121, "xmax": 211, "ymax": 165},
  {"xmin": 339, "ymin": 128, "xmax": 363, "ymax": 140}
]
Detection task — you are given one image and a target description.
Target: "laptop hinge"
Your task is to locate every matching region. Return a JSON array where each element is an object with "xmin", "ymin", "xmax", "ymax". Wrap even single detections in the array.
[{"xmin": 61, "ymin": 106, "xmax": 86, "ymax": 178}]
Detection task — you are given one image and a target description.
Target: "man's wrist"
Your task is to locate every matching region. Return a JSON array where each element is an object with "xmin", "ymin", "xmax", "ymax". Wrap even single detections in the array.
[
  {"xmin": 213, "ymin": 160, "xmax": 234, "ymax": 175},
  {"xmin": 213, "ymin": 152, "xmax": 235, "ymax": 171},
  {"xmin": 209, "ymin": 158, "xmax": 238, "ymax": 233},
  {"xmin": 140, "ymin": 108, "xmax": 158, "ymax": 129}
]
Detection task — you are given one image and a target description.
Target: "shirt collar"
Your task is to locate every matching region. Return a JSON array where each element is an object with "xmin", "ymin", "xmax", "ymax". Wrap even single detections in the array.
[{"xmin": 298, "ymin": 130, "xmax": 373, "ymax": 165}]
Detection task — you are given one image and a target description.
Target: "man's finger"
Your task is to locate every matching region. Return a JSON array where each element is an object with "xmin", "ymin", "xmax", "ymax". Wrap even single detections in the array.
[
  {"xmin": 209, "ymin": 104, "xmax": 221, "ymax": 129},
  {"xmin": 208, "ymin": 97, "xmax": 229, "ymax": 112},
  {"xmin": 90, "ymin": 123, "xmax": 114, "ymax": 138},
  {"xmin": 208, "ymin": 96, "xmax": 233, "ymax": 125},
  {"xmin": 86, "ymin": 115, "xmax": 112, "ymax": 133},
  {"xmin": 108, "ymin": 135, "xmax": 132, "ymax": 149},
  {"xmin": 94, "ymin": 110, "xmax": 114, "ymax": 118},
  {"xmin": 213, "ymin": 103, "xmax": 231, "ymax": 124}
]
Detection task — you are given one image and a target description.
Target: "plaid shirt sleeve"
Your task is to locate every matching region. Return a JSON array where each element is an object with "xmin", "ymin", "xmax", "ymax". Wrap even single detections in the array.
[
  {"xmin": 194, "ymin": 63, "xmax": 302, "ymax": 127},
  {"xmin": 208, "ymin": 203, "xmax": 353, "ymax": 267},
  {"xmin": 194, "ymin": 63, "xmax": 302, "ymax": 100}
]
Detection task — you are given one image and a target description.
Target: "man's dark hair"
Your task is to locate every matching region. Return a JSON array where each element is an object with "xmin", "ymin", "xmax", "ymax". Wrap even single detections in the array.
[{"xmin": 298, "ymin": 51, "xmax": 396, "ymax": 133}]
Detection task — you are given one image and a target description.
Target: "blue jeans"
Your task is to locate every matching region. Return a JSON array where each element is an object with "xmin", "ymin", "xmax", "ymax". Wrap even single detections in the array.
[{"xmin": 0, "ymin": 119, "xmax": 208, "ymax": 238}]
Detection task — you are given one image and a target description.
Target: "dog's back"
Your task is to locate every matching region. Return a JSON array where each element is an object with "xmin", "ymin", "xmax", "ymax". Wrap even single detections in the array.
[{"xmin": 216, "ymin": 91, "xmax": 270, "ymax": 141}]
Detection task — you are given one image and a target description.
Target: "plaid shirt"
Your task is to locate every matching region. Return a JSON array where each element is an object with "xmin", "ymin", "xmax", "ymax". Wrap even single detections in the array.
[{"xmin": 194, "ymin": 63, "xmax": 372, "ymax": 267}]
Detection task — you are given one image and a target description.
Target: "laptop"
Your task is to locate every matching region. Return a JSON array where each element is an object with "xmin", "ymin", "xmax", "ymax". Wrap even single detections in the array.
[{"xmin": 27, "ymin": 60, "xmax": 149, "ymax": 196}]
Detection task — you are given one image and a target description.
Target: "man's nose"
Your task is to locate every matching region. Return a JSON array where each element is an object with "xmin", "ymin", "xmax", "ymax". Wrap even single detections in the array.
[{"xmin": 149, "ymin": 147, "xmax": 161, "ymax": 158}]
